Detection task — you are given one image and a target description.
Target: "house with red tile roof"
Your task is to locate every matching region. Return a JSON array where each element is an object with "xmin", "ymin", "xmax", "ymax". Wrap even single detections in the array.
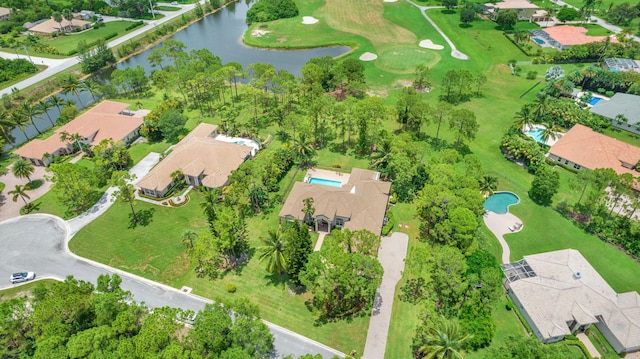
[
  {"xmin": 548, "ymin": 124, "xmax": 640, "ymax": 178},
  {"xmin": 14, "ymin": 101, "xmax": 145, "ymax": 166},
  {"xmin": 538, "ymin": 25, "xmax": 614, "ymax": 50}
]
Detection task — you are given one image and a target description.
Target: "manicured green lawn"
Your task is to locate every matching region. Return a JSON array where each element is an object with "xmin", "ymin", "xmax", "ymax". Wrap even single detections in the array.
[
  {"xmin": 129, "ymin": 141, "xmax": 171, "ymax": 164},
  {"xmin": 50, "ymin": 21, "xmax": 137, "ymax": 55},
  {"xmin": 580, "ymin": 23, "xmax": 615, "ymax": 36},
  {"xmin": 156, "ymin": 6, "xmax": 181, "ymax": 11}
]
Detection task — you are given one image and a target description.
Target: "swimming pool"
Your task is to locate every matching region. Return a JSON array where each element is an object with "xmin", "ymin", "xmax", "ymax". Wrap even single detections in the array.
[
  {"xmin": 589, "ymin": 97, "xmax": 602, "ymax": 106},
  {"xmin": 484, "ymin": 192, "xmax": 520, "ymax": 214},
  {"xmin": 309, "ymin": 177, "xmax": 342, "ymax": 187},
  {"xmin": 533, "ymin": 37, "xmax": 546, "ymax": 45},
  {"xmin": 526, "ymin": 128, "xmax": 545, "ymax": 143}
]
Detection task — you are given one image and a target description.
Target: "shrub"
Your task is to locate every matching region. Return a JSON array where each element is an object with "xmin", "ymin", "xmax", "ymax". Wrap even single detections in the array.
[
  {"xmin": 103, "ymin": 32, "xmax": 118, "ymax": 41},
  {"xmin": 505, "ymin": 298, "xmax": 514, "ymax": 311},
  {"xmin": 125, "ymin": 21, "xmax": 144, "ymax": 31},
  {"xmin": 226, "ymin": 282, "xmax": 237, "ymax": 293},
  {"xmin": 381, "ymin": 211, "xmax": 395, "ymax": 236},
  {"xmin": 526, "ymin": 71, "xmax": 538, "ymax": 80}
]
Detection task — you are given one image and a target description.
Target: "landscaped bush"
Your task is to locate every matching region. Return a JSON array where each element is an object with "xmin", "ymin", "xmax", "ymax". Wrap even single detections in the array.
[
  {"xmin": 125, "ymin": 21, "xmax": 144, "ymax": 31},
  {"xmin": 103, "ymin": 32, "xmax": 118, "ymax": 41},
  {"xmin": 246, "ymin": 0, "xmax": 299, "ymax": 24},
  {"xmin": 226, "ymin": 282, "xmax": 237, "ymax": 293},
  {"xmin": 381, "ymin": 211, "xmax": 395, "ymax": 236}
]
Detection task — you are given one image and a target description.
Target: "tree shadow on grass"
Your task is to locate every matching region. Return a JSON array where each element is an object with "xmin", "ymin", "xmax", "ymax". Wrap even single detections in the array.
[
  {"xmin": 128, "ymin": 208, "xmax": 155, "ymax": 229},
  {"xmin": 263, "ymin": 272, "xmax": 288, "ymax": 288}
]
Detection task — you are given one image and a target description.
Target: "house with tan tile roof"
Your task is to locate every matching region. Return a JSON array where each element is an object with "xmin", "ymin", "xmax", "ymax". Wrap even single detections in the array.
[
  {"xmin": 279, "ymin": 168, "xmax": 391, "ymax": 235},
  {"xmin": 537, "ymin": 25, "xmax": 614, "ymax": 50},
  {"xmin": 28, "ymin": 17, "xmax": 91, "ymax": 35},
  {"xmin": 137, "ymin": 123, "xmax": 253, "ymax": 198},
  {"xmin": 14, "ymin": 101, "xmax": 144, "ymax": 166},
  {"xmin": 484, "ymin": 0, "xmax": 542, "ymax": 21},
  {"xmin": 548, "ymin": 124, "xmax": 640, "ymax": 177},
  {"xmin": 503, "ymin": 249, "xmax": 640, "ymax": 354}
]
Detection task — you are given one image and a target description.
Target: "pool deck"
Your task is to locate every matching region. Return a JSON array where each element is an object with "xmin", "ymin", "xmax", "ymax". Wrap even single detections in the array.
[
  {"xmin": 304, "ymin": 168, "xmax": 350, "ymax": 186},
  {"xmin": 483, "ymin": 210, "xmax": 524, "ymax": 264}
]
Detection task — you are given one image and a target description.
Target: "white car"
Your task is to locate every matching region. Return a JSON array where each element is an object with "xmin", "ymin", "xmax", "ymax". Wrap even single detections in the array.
[
  {"xmin": 171, "ymin": 1, "xmax": 179, "ymax": 5},
  {"xmin": 10, "ymin": 272, "xmax": 36, "ymax": 284}
]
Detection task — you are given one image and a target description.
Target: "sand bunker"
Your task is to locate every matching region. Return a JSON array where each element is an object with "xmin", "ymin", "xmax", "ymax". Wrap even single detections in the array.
[
  {"xmin": 359, "ymin": 52, "xmax": 378, "ymax": 61},
  {"xmin": 419, "ymin": 39, "xmax": 444, "ymax": 50},
  {"xmin": 302, "ymin": 16, "xmax": 319, "ymax": 24},
  {"xmin": 252, "ymin": 29, "xmax": 271, "ymax": 37},
  {"xmin": 383, "ymin": 0, "xmax": 398, "ymax": 2}
]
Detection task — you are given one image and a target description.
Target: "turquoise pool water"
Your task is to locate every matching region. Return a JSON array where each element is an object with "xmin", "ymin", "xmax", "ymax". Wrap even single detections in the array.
[
  {"xmin": 589, "ymin": 97, "xmax": 602, "ymax": 106},
  {"xmin": 309, "ymin": 177, "xmax": 342, "ymax": 187},
  {"xmin": 526, "ymin": 128, "xmax": 544, "ymax": 143},
  {"xmin": 533, "ymin": 37, "xmax": 546, "ymax": 45},
  {"xmin": 484, "ymin": 192, "xmax": 520, "ymax": 214}
]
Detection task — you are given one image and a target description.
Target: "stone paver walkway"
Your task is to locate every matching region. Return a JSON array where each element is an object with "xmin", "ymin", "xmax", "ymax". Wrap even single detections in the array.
[
  {"xmin": 362, "ymin": 232, "xmax": 409, "ymax": 359},
  {"xmin": 577, "ymin": 333, "xmax": 601, "ymax": 358},
  {"xmin": 483, "ymin": 211, "xmax": 524, "ymax": 264}
]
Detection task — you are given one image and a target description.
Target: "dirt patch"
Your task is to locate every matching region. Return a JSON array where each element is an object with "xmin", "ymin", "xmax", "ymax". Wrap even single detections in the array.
[
  {"xmin": 366, "ymin": 88, "xmax": 388, "ymax": 98},
  {"xmin": 394, "ymin": 79, "xmax": 413, "ymax": 88},
  {"xmin": 277, "ymin": 37, "xmax": 287, "ymax": 43}
]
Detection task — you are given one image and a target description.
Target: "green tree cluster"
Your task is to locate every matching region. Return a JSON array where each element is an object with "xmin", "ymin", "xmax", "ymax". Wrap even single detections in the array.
[
  {"xmin": 78, "ymin": 39, "xmax": 116, "ymax": 74},
  {"xmin": 301, "ymin": 229, "xmax": 383, "ymax": 318},
  {"xmin": 0, "ymin": 274, "xmax": 274, "ymax": 358},
  {"xmin": 0, "ymin": 57, "xmax": 36, "ymax": 83},
  {"xmin": 139, "ymin": 98, "xmax": 184, "ymax": 142},
  {"xmin": 245, "ymin": 0, "xmax": 299, "ymax": 24}
]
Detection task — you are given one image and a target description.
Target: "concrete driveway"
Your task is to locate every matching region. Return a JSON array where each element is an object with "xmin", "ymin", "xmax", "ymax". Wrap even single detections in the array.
[{"xmin": 0, "ymin": 214, "xmax": 345, "ymax": 358}]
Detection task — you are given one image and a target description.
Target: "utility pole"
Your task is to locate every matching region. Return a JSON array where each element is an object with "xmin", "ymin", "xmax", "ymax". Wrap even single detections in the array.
[
  {"xmin": 23, "ymin": 45, "xmax": 36, "ymax": 70},
  {"xmin": 149, "ymin": 0, "xmax": 155, "ymax": 19}
]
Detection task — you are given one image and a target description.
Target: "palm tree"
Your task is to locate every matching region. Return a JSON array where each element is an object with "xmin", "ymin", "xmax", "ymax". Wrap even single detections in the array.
[
  {"xmin": 532, "ymin": 93, "xmax": 548, "ymax": 121},
  {"xmin": 200, "ymin": 190, "xmax": 219, "ymax": 233},
  {"xmin": 60, "ymin": 75, "xmax": 84, "ymax": 107},
  {"xmin": 36, "ymin": 99, "xmax": 55, "ymax": 126},
  {"xmin": 182, "ymin": 230, "xmax": 198, "ymax": 249},
  {"xmin": 8, "ymin": 184, "xmax": 31, "ymax": 206},
  {"xmin": 291, "ymin": 133, "xmax": 314, "ymax": 168},
  {"xmin": 417, "ymin": 317, "xmax": 472, "ymax": 359},
  {"xmin": 12, "ymin": 159, "xmax": 35, "ymax": 183},
  {"xmin": 257, "ymin": 229, "xmax": 287, "ymax": 275},
  {"xmin": 11, "ymin": 110, "xmax": 31, "ymax": 141},
  {"xmin": 302, "ymin": 197, "xmax": 315, "ymax": 226},
  {"xmin": 48, "ymin": 95, "xmax": 64, "ymax": 113},
  {"xmin": 52, "ymin": 11, "xmax": 63, "ymax": 33},
  {"xmin": 513, "ymin": 105, "xmax": 535, "ymax": 131},
  {"xmin": 478, "ymin": 175, "xmax": 498, "ymax": 197},
  {"xmin": 21, "ymin": 102, "xmax": 43, "ymax": 135},
  {"xmin": 62, "ymin": 9, "xmax": 74, "ymax": 32},
  {"xmin": 540, "ymin": 121, "xmax": 560, "ymax": 143},
  {"xmin": 0, "ymin": 108, "xmax": 16, "ymax": 144},
  {"xmin": 82, "ymin": 80, "xmax": 101, "ymax": 104}
]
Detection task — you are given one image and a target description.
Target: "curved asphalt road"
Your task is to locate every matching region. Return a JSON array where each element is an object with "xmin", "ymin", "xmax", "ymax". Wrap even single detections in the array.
[{"xmin": 0, "ymin": 214, "xmax": 344, "ymax": 359}]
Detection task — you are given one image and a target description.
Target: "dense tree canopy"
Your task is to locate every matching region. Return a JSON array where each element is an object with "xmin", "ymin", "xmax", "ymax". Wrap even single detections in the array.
[{"xmin": 246, "ymin": 0, "xmax": 299, "ymax": 24}]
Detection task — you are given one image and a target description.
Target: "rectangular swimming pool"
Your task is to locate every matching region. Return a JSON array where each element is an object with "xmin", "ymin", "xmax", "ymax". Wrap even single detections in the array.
[
  {"xmin": 589, "ymin": 97, "xmax": 602, "ymax": 106},
  {"xmin": 308, "ymin": 177, "xmax": 342, "ymax": 187}
]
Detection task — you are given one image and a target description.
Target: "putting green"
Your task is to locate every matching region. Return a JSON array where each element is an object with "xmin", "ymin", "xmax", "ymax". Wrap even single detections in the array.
[{"xmin": 375, "ymin": 46, "xmax": 440, "ymax": 74}]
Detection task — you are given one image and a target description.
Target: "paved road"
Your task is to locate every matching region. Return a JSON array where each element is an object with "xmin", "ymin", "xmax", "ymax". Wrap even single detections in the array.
[
  {"xmin": 0, "ymin": 214, "xmax": 345, "ymax": 358},
  {"xmin": 0, "ymin": 2, "xmax": 200, "ymax": 96}
]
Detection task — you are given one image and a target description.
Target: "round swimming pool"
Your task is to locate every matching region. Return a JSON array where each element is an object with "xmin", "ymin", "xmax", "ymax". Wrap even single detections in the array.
[{"xmin": 484, "ymin": 191, "xmax": 520, "ymax": 214}]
